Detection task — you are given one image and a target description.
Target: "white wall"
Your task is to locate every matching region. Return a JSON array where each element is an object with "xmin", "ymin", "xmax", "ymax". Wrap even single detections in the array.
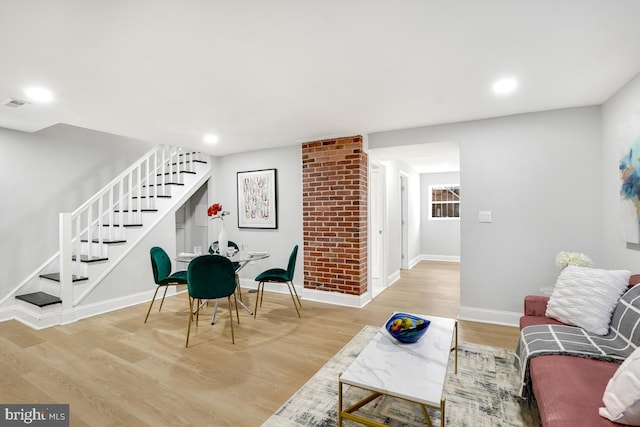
[
  {"xmin": 369, "ymin": 106, "xmax": 603, "ymax": 325},
  {"xmin": 82, "ymin": 211, "xmax": 178, "ymax": 305},
  {"xmin": 602, "ymin": 71, "xmax": 640, "ymax": 269},
  {"xmin": 0, "ymin": 124, "xmax": 153, "ymax": 298},
  {"xmin": 208, "ymin": 144, "xmax": 303, "ymax": 283},
  {"xmin": 421, "ymin": 172, "xmax": 461, "ymax": 261}
]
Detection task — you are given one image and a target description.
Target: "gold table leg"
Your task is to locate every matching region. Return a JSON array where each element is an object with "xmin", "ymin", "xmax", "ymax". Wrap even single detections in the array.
[
  {"xmin": 339, "ymin": 377, "xmax": 441, "ymax": 427},
  {"xmin": 450, "ymin": 320, "xmax": 458, "ymax": 374}
]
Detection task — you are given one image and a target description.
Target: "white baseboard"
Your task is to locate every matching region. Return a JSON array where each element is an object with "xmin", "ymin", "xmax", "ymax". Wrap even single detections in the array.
[
  {"xmin": 420, "ymin": 254, "xmax": 460, "ymax": 263},
  {"xmin": 8, "ymin": 301, "xmax": 64, "ymax": 330},
  {"xmin": 387, "ymin": 270, "xmax": 401, "ymax": 286},
  {"xmin": 408, "ymin": 256, "xmax": 421, "ymax": 269},
  {"xmin": 69, "ymin": 288, "xmax": 182, "ymax": 324},
  {"xmin": 458, "ymin": 305, "xmax": 520, "ymax": 327},
  {"xmin": 1, "ymin": 288, "xmax": 184, "ymax": 329},
  {"xmin": 240, "ymin": 279, "xmax": 372, "ymax": 308}
]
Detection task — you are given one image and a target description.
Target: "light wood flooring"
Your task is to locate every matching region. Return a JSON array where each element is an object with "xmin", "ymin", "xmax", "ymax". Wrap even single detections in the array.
[{"xmin": 0, "ymin": 261, "xmax": 520, "ymax": 426}]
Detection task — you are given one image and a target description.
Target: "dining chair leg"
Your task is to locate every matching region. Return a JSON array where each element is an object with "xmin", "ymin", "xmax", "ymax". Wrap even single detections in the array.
[
  {"xmin": 233, "ymin": 294, "xmax": 240, "ymax": 324},
  {"xmin": 227, "ymin": 296, "xmax": 235, "ymax": 344},
  {"xmin": 289, "ymin": 281, "xmax": 302, "ymax": 307},
  {"xmin": 259, "ymin": 282, "xmax": 266, "ymax": 307},
  {"xmin": 253, "ymin": 282, "xmax": 263, "ymax": 319},
  {"xmin": 158, "ymin": 286, "xmax": 170, "ymax": 312},
  {"xmin": 186, "ymin": 297, "xmax": 195, "ymax": 348},
  {"xmin": 144, "ymin": 286, "xmax": 161, "ymax": 323},
  {"xmin": 195, "ymin": 300, "xmax": 200, "ymax": 327},
  {"xmin": 286, "ymin": 282, "xmax": 301, "ymax": 318}
]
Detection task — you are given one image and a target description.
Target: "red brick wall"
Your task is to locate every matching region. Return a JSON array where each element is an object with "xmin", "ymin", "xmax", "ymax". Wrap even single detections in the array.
[{"xmin": 302, "ymin": 136, "xmax": 368, "ymax": 296}]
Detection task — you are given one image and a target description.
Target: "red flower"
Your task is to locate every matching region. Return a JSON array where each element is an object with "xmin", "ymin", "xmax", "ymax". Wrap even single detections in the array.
[
  {"xmin": 208, "ymin": 203, "xmax": 229, "ymax": 220},
  {"xmin": 208, "ymin": 203, "xmax": 222, "ymax": 217}
]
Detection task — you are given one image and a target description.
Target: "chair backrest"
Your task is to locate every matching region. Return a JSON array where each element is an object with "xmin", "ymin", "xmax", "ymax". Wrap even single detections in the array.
[
  {"xmin": 187, "ymin": 255, "xmax": 237, "ymax": 300},
  {"xmin": 286, "ymin": 245, "xmax": 298, "ymax": 281},
  {"xmin": 150, "ymin": 246, "xmax": 172, "ymax": 284},
  {"xmin": 209, "ymin": 240, "xmax": 239, "ymax": 254}
]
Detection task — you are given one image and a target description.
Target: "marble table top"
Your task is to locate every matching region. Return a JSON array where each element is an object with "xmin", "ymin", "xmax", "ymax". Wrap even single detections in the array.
[{"xmin": 340, "ymin": 313, "xmax": 456, "ymax": 406}]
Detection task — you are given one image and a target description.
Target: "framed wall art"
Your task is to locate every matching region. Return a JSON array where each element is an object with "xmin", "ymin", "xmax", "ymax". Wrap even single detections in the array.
[{"xmin": 237, "ymin": 168, "xmax": 278, "ymax": 229}]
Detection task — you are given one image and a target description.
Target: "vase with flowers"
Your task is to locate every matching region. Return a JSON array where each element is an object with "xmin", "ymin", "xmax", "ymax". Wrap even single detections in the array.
[
  {"xmin": 208, "ymin": 203, "xmax": 230, "ymax": 253},
  {"xmin": 555, "ymin": 251, "xmax": 593, "ymax": 269}
]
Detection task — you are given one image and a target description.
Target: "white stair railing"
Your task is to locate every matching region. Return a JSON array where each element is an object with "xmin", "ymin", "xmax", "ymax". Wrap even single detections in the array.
[{"xmin": 58, "ymin": 145, "xmax": 205, "ymax": 310}]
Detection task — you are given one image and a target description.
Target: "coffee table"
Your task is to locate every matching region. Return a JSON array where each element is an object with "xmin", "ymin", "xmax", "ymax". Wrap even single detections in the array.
[{"xmin": 338, "ymin": 313, "xmax": 458, "ymax": 426}]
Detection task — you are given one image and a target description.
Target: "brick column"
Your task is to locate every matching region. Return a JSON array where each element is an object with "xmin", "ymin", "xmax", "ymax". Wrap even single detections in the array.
[{"xmin": 302, "ymin": 136, "xmax": 368, "ymax": 296}]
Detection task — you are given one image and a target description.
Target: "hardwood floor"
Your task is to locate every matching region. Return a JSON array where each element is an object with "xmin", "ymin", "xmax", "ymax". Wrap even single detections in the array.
[{"xmin": 0, "ymin": 261, "xmax": 520, "ymax": 426}]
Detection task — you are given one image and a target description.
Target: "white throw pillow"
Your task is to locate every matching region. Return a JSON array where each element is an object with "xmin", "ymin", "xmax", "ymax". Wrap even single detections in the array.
[
  {"xmin": 545, "ymin": 265, "xmax": 630, "ymax": 335},
  {"xmin": 599, "ymin": 346, "xmax": 640, "ymax": 425}
]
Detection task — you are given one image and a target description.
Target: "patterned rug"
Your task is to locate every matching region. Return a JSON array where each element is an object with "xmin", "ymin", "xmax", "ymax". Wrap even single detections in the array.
[{"xmin": 263, "ymin": 325, "xmax": 541, "ymax": 427}]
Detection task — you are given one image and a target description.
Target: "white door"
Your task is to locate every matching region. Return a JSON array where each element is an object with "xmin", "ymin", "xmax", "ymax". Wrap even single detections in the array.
[
  {"xmin": 371, "ymin": 165, "xmax": 382, "ymax": 281},
  {"xmin": 400, "ymin": 174, "xmax": 409, "ymax": 269}
]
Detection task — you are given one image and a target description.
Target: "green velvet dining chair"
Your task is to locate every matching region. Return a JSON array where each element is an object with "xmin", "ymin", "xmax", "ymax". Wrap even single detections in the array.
[
  {"xmin": 254, "ymin": 245, "xmax": 301, "ymax": 318},
  {"xmin": 145, "ymin": 246, "xmax": 188, "ymax": 323},
  {"xmin": 186, "ymin": 254, "xmax": 240, "ymax": 347}
]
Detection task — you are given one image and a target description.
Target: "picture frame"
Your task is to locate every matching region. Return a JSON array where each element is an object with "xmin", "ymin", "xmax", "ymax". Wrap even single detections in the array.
[{"xmin": 237, "ymin": 168, "xmax": 278, "ymax": 229}]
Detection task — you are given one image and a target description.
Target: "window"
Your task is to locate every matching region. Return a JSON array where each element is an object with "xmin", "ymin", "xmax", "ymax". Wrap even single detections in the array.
[{"xmin": 429, "ymin": 184, "xmax": 460, "ymax": 219}]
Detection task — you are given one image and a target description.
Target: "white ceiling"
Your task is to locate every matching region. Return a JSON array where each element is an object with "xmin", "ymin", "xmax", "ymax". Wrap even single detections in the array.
[{"xmin": 2, "ymin": 1, "xmax": 640, "ymax": 170}]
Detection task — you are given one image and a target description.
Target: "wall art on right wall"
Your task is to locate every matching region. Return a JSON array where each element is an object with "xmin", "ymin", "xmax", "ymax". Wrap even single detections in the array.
[{"xmin": 620, "ymin": 138, "xmax": 640, "ymax": 243}]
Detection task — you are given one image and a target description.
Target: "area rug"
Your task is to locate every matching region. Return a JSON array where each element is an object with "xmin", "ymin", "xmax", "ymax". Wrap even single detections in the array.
[{"xmin": 262, "ymin": 325, "xmax": 541, "ymax": 427}]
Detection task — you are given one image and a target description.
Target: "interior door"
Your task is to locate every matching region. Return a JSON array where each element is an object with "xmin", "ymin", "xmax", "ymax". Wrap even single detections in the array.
[
  {"xmin": 371, "ymin": 165, "xmax": 382, "ymax": 281},
  {"xmin": 400, "ymin": 174, "xmax": 408, "ymax": 269}
]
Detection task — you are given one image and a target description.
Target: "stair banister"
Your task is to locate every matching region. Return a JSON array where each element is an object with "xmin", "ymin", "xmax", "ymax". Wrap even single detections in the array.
[
  {"xmin": 59, "ymin": 145, "xmax": 202, "ymax": 308},
  {"xmin": 7, "ymin": 144, "xmax": 207, "ymax": 326}
]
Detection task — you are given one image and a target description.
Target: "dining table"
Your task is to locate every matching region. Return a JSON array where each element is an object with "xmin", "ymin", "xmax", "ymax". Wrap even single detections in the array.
[{"xmin": 176, "ymin": 250, "xmax": 270, "ymax": 323}]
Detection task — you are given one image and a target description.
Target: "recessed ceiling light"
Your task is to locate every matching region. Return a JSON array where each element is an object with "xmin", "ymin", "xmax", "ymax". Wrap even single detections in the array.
[
  {"xmin": 24, "ymin": 87, "xmax": 54, "ymax": 103},
  {"xmin": 492, "ymin": 78, "xmax": 518, "ymax": 95},
  {"xmin": 203, "ymin": 134, "xmax": 219, "ymax": 144}
]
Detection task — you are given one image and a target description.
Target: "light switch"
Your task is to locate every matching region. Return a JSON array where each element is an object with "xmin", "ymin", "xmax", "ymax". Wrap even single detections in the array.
[{"xmin": 478, "ymin": 211, "xmax": 492, "ymax": 223}]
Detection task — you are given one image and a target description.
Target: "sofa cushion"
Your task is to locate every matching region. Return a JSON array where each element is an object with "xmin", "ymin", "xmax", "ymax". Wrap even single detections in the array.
[
  {"xmin": 600, "ymin": 346, "xmax": 640, "ymax": 425},
  {"xmin": 546, "ymin": 266, "xmax": 631, "ymax": 335},
  {"xmin": 530, "ymin": 355, "xmax": 621, "ymax": 427},
  {"xmin": 519, "ymin": 315, "xmax": 564, "ymax": 329}
]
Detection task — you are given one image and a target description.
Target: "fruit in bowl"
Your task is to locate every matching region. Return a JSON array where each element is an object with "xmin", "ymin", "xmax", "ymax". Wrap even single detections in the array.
[{"xmin": 385, "ymin": 313, "xmax": 430, "ymax": 343}]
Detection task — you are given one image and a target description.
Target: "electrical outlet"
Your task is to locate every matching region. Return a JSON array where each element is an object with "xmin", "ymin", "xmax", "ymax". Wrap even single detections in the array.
[{"xmin": 478, "ymin": 211, "xmax": 492, "ymax": 223}]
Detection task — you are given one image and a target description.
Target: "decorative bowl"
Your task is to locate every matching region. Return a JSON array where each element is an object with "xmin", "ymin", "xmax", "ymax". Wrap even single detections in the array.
[{"xmin": 385, "ymin": 313, "xmax": 430, "ymax": 344}]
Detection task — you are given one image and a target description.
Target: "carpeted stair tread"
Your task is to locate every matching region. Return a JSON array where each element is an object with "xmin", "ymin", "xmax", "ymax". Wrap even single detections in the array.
[
  {"xmin": 131, "ymin": 195, "xmax": 171, "ymax": 199},
  {"xmin": 81, "ymin": 238, "xmax": 127, "ymax": 244},
  {"xmin": 15, "ymin": 292, "xmax": 62, "ymax": 307},
  {"xmin": 156, "ymin": 171, "xmax": 196, "ymax": 177},
  {"xmin": 143, "ymin": 183, "xmax": 183, "ymax": 187},
  {"xmin": 72, "ymin": 255, "xmax": 108, "ymax": 263},
  {"xmin": 40, "ymin": 273, "xmax": 88, "ymax": 282}
]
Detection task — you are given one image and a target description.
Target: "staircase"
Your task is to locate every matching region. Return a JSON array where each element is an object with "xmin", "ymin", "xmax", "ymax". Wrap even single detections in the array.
[{"xmin": 6, "ymin": 145, "xmax": 211, "ymax": 329}]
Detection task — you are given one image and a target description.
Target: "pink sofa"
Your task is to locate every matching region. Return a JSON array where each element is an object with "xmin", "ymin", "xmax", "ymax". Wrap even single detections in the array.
[{"xmin": 519, "ymin": 275, "xmax": 640, "ymax": 427}]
